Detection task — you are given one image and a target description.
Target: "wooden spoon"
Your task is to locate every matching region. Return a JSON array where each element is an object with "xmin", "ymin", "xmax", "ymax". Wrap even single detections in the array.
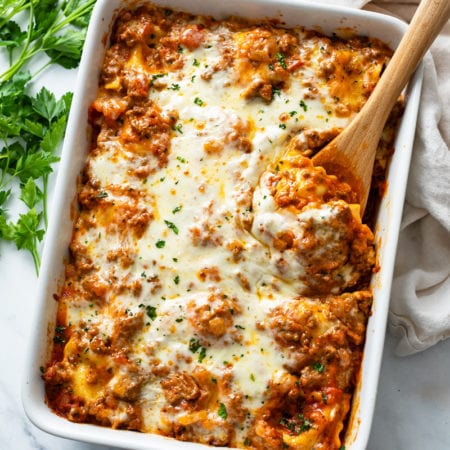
[{"xmin": 312, "ymin": 0, "xmax": 450, "ymax": 215}]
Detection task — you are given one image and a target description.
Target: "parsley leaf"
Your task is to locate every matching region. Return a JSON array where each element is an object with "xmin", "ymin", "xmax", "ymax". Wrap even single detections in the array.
[
  {"xmin": 20, "ymin": 178, "xmax": 42, "ymax": 209},
  {"xmin": 312, "ymin": 362, "xmax": 325, "ymax": 373},
  {"xmin": 277, "ymin": 52, "xmax": 287, "ymax": 69},
  {"xmin": 189, "ymin": 338, "xmax": 201, "ymax": 353},
  {"xmin": 164, "ymin": 219, "xmax": 179, "ymax": 235},
  {"xmin": 40, "ymin": 115, "xmax": 68, "ymax": 153},
  {"xmin": 13, "ymin": 151, "xmax": 59, "ymax": 182},
  {"xmin": 0, "ymin": 190, "xmax": 11, "ymax": 210},
  {"xmin": 218, "ymin": 403, "xmax": 227, "ymax": 420},
  {"xmin": 33, "ymin": 0, "xmax": 59, "ymax": 38},
  {"xmin": 44, "ymin": 29, "xmax": 89, "ymax": 69},
  {"xmin": 0, "ymin": 71, "xmax": 31, "ymax": 105},
  {"xmin": 155, "ymin": 239, "xmax": 165, "ymax": 248},
  {"xmin": 32, "ymin": 87, "xmax": 65, "ymax": 123},
  {"xmin": 1, "ymin": 209, "xmax": 45, "ymax": 273},
  {"xmin": 0, "ymin": 21, "xmax": 27, "ymax": 61},
  {"xmin": 198, "ymin": 346, "xmax": 207, "ymax": 362},
  {"xmin": 188, "ymin": 337, "xmax": 207, "ymax": 362},
  {"xmin": 145, "ymin": 305, "xmax": 157, "ymax": 320}
]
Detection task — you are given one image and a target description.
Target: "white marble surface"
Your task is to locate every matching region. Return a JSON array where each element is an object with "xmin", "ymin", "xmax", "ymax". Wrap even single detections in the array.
[{"xmin": 1, "ymin": 17, "xmax": 449, "ymax": 450}]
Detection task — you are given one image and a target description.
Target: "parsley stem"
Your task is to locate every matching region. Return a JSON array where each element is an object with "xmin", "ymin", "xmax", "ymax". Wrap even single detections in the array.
[
  {"xmin": 31, "ymin": 60, "xmax": 54, "ymax": 80},
  {"xmin": 52, "ymin": 0, "xmax": 96, "ymax": 33},
  {"xmin": 0, "ymin": 1, "xmax": 30, "ymax": 29},
  {"xmin": 43, "ymin": 174, "xmax": 49, "ymax": 229},
  {"xmin": 4, "ymin": 1, "xmax": 36, "ymax": 82},
  {"xmin": 31, "ymin": 242, "xmax": 41, "ymax": 275}
]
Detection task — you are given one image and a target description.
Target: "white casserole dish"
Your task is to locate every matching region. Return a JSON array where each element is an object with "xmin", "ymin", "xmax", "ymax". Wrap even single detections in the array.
[{"xmin": 22, "ymin": 0, "xmax": 423, "ymax": 448}]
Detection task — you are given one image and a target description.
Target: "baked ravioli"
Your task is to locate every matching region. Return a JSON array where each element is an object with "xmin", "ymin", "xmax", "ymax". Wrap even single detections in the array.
[{"xmin": 44, "ymin": 4, "xmax": 401, "ymax": 449}]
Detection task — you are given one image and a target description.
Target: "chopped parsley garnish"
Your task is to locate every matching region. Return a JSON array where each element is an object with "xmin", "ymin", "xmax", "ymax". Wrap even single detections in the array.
[
  {"xmin": 193, "ymin": 58, "xmax": 200, "ymax": 67},
  {"xmin": 168, "ymin": 83, "xmax": 180, "ymax": 91},
  {"xmin": 277, "ymin": 52, "xmax": 287, "ymax": 69},
  {"xmin": 272, "ymin": 87, "xmax": 281, "ymax": 97},
  {"xmin": 289, "ymin": 110, "xmax": 298, "ymax": 117},
  {"xmin": 164, "ymin": 220, "xmax": 179, "ymax": 234},
  {"xmin": 280, "ymin": 418, "xmax": 293, "ymax": 430},
  {"xmin": 189, "ymin": 338, "xmax": 206, "ymax": 362},
  {"xmin": 280, "ymin": 414, "xmax": 313, "ymax": 435},
  {"xmin": 198, "ymin": 346, "xmax": 207, "ymax": 362},
  {"xmin": 218, "ymin": 402, "xmax": 228, "ymax": 419},
  {"xmin": 145, "ymin": 305, "xmax": 157, "ymax": 320},
  {"xmin": 194, "ymin": 97, "xmax": 204, "ymax": 106},
  {"xmin": 151, "ymin": 73, "xmax": 167, "ymax": 85},
  {"xmin": 172, "ymin": 205, "xmax": 182, "ymax": 214},
  {"xmin": 279, "ymin": 123, "xmax": 287, "ymax": 129},
  {"xmin": 97, "ymin": 191, "xmax": 108, "ymax": 198},
  {"xmin": 189, "ymin": 338, "xmax": 202, "ymax": 353},
  {"xmin": 298, "ymin": 413, "xmax": 312, "ymax": 432},
  {"xmin": 172, "ymin": 123, "xmax": 183, "ymax": 133},
  {"xmin": 312, "ymin": 362, "xmax": 325, "ymax": 373},
  {"xmin": 173, "ymin": 274, "xmax": 180, "ymax": 284},
  {"xmin": 176, "ymin": 156, "xmax": 186, "ymax": 163},
  {"xmin": 299, "ymin": 99, "xmax": 308, "ymax": 112},
  {"xmin": 155, "ymin": 239, "xmax": 165, "ymax": 248},
  {"xmin": 52, "ymin": 333, "xmax": 65, "ymax": 344}
]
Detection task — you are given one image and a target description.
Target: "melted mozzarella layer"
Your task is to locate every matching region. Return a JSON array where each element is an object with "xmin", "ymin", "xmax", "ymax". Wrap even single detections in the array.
[{"xmin": 51, "ymin": 7, "xmax": 386, "ymax": 446}]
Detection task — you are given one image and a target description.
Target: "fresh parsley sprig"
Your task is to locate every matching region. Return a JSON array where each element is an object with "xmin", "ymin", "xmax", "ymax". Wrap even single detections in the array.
[
  {"xmin": 0, "ymin": 0, "xmax": 96, "ymax": 82},
  {"xmin": 0, "ymin": 0, "xmax": 94, "ymax": 273},
  {"xmin": 0, "ymin": 76, "xmax": 72, "ymax": 273}
]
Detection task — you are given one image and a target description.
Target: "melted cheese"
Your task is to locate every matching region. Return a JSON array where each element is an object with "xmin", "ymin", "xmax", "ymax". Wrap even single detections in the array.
[{"xmin": 44, "ymin": 4, "xmax": 396, "ymax": 449}]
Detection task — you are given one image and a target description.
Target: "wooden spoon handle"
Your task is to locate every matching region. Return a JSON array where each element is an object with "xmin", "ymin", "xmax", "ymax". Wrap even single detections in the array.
[
  {"xmin": 313, "ymin": 0, "xmax": 450, "ymax": 214},
  {"xmin": 361, "ymin": 0, "xmax": 450, "ymax": 131}
]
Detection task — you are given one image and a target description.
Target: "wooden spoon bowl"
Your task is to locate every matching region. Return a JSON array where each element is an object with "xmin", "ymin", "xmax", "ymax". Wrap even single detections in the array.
[{"xmin": 312, "ymin": 0, "xmax": 450, "ymax": 215}]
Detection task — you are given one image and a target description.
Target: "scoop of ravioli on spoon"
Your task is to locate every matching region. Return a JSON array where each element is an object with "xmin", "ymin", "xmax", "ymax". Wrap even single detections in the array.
[{"xmin": 312, "ymin": 0, "xmax": 450, "ymax": 215}]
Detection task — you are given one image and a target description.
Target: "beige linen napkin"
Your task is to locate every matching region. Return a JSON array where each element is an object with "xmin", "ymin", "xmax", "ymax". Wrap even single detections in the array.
[
  {"xmin": 302, "ymin": 0, "xmax": 450, "ymax": 355},
  {"xmin": 375, "ymin": 2, "xmax": 450, "ymax": 356}
]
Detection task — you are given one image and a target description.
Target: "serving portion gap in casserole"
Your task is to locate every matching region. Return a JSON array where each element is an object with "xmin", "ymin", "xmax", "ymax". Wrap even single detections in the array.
[{"xmin": 42, "ymin": 3, "xmax": 403, "ymax": 449}]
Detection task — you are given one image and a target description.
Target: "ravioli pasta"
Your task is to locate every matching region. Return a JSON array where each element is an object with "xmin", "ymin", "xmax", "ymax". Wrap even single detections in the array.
[{"xmin": 44, "ymin": 4, "xmax": 400, "ymax": 449}]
